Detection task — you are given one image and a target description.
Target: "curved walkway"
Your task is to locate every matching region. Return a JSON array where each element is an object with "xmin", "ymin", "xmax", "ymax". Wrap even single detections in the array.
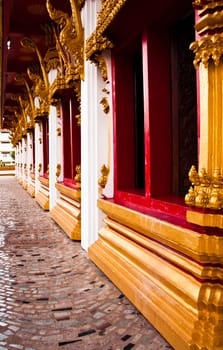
[{"xmin": 0, "ymin": 177, "xmax": 173, "ymax": 350}]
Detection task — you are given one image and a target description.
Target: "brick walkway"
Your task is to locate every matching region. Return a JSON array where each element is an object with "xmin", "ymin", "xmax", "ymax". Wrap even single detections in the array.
[{"xmin": 0, "ymin": 177, "xmax": 173, "ymax": 350}]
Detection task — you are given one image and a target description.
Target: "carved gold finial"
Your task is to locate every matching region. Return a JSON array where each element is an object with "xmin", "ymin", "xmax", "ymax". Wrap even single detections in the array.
[{"xmin": 38, "ymin": 163, "xmax": 42, "ymax": 173}]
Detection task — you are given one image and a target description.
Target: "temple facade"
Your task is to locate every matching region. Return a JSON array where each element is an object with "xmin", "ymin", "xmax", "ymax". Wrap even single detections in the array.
[{"xmin": 1, "ymin": 0, "xmax": 223, "ymax": 349}]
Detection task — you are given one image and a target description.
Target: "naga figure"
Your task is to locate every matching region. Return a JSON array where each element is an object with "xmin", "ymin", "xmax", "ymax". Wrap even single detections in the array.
[
  {"xmin": 27, "ymin": 67, "xmax": 49, "ymax": 115},
  {"xmin": 46, "ymin": 0, "xmax": 84, "ymax": 81}
]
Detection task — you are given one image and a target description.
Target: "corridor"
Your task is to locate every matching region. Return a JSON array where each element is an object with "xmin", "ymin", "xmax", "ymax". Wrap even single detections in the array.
[{"xmin": 0, "ymin": 177, "xmax": 172, "ymax": 350}]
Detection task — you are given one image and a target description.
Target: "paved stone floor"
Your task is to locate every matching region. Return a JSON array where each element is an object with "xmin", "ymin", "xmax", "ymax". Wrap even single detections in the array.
[{"xmin": 0, "ymin": 177, "xmax": 173, "ymax": 350}]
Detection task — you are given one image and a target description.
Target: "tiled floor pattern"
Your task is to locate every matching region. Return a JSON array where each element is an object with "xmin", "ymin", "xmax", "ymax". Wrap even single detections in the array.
[{"xmin": 0, "ymin": 177, "xmax": 173, "ymax": 350}]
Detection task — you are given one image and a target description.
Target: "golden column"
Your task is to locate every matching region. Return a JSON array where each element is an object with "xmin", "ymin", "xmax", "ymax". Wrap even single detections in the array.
[{"xmin": 186, "ymin": 0, "xmax": 223, "ymax": 226}]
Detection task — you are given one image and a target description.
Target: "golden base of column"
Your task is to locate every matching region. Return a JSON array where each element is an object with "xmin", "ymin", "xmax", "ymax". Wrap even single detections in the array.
[
  {"xmin": 36, "ymin": 176, "xmax": 50, "ymax": 210},
  {"xmin": 89, "ymin": 199, "xmax": 223, "ymax": 350},
  {"xmin": 36, "ymin": 189, "xmax": 49, "ymax": 210},
  {"xmin": 187, "ymin": 209, "xmax": 223, "ymax": 229},
  {"xmin": 27, "ymin": 184, "xmax": 35, "ymax": 197},
  {"xmin": 50, "ymin": 183, "xmax": 81, "ymax": 240},
  {"xmin": 22, "ymin": 180, "xmax": 28, "ymax": 190}
]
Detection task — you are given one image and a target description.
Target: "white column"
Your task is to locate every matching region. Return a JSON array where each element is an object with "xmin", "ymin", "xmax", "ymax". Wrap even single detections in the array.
[
  {"xmin": 35, "ymin": 122, "xmax": 42, "ymax": 194},
  {"xmin": 26, "ymin": 132, "xmax": 32, "ymax": 186},
  {"xmin": 16, "ymin": 144, "xmax": 20, "ymax": 179},
  {"xmin": 81, "ymin": 0, "xmax": 100, "ymax": 250},
  {"xmin": 48, "ymin": 70, "xmax": 62, "ymax": 210},
  {"xmin": 97, "ymin": 51, "xmax": 114, "ymax": 199},
  {"xmin": 49, "ymin": 104, "xmax": 59, "ymax": 210},
  {"xmin": 22, "ymin": 136, "xmax": 27, "ymax": 185}
]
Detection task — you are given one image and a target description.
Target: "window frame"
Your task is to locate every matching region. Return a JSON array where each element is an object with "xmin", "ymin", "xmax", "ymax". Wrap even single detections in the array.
[{"xmin": 112, "ymin": 21, "xmax": 197, "ymax": 219}]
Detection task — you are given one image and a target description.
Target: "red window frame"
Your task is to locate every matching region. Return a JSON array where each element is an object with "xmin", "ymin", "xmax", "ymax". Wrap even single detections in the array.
[
  {"xmin": 61, "ymin": 95, "xmax": 81, "ymax": 188},
  {"xmin": 42, "ymin": 118, "xmax": 49, "ymax": 177},
  {"xmin": 112, "ymin": 23, "xmax": 197, "ymax": 220}
]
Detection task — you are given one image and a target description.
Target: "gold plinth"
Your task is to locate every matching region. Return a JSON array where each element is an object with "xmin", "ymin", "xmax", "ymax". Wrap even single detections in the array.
[
  {"xmin": 27, "ymin": 184, "xmax": 35, "ymax": 198},
  {"xmin": 50, "ymin": 183, "xmax": 81, "ymax": 240},
  {"xmin": 36, "ymin": 176, "xmax": 49, "ymax": 210},
  {"xmin": 36, "ymin": 190, "xmax": 49, "ymax": 210},
  {"xmin": 89, "ymin": 199, "xmax": 223, "ymax": 350},
  {"xmin": 22, "ymin": 180, "xmax": 28, "ymax": 190}
]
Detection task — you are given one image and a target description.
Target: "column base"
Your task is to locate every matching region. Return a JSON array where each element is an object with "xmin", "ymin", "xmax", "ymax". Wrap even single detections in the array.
[{"xmin": 89, "ymin": 199, "xmax": 223, "ymax": 350}]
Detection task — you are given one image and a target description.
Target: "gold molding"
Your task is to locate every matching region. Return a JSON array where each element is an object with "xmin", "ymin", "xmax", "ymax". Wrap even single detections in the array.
[
  {"xmin": 187, "ymin": 209, "xmax": 223, "ymax": 228},
  {"xmin": 97, "ymin": 198, "xmax": 223, "ymax": 263},
  {"xmin": 39, "ymin": 175, "xmax": 49, "ymax": 187},
  {"xmin": 90, "ymin": 198, "xmax": 223, "ymax": 349},
  {"xmin": 55, "ymin": 182, "xmax": 81, "ymax": 201}
]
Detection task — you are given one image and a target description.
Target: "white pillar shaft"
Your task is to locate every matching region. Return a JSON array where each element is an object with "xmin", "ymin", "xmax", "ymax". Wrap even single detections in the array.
[
  {"xmin": 81, "ymin": 0, "xmax": 101, "ymax": 251},
  {"xmin": 49, "ymin": 105, "xmax": 60, "ymax": 210}
]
